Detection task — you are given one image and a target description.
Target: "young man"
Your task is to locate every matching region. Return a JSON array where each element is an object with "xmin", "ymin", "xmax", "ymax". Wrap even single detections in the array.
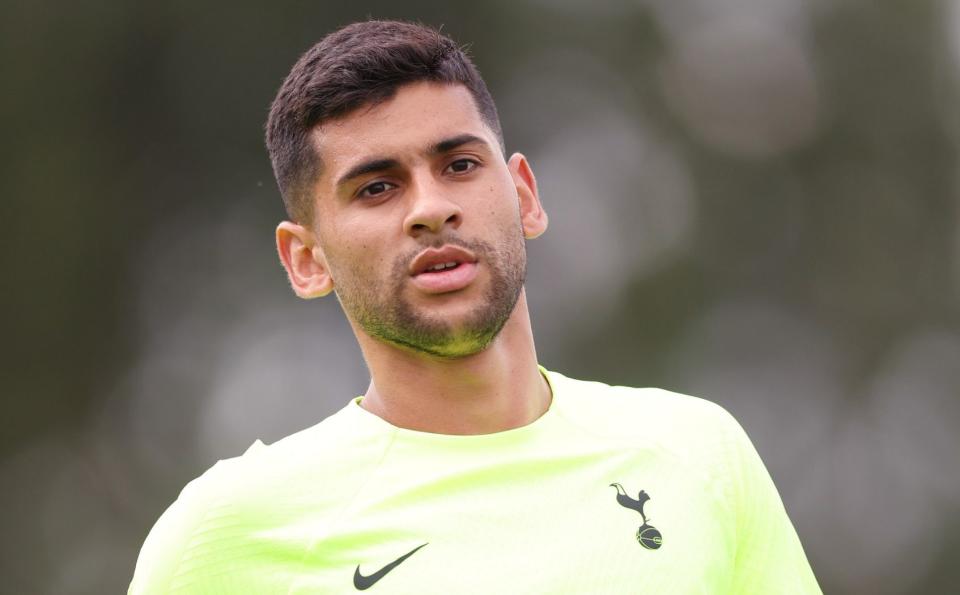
[{"xmin": 129, "ymin": 21, "xmax": 821, "ymax": 594}]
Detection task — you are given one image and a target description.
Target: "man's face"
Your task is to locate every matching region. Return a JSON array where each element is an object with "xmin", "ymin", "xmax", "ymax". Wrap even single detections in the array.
[{"xmin": 298, "ymin": 82, "xmax": 543, "ymax": 358}]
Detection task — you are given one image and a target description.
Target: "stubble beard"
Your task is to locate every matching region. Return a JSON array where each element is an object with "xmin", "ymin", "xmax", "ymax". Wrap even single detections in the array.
[{"xmin": 335, "ymin": 231, "xmax": 526, "ymax": 359}]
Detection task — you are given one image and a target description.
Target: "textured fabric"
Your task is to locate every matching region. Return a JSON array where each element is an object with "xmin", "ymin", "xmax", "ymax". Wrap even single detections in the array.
[{"xmin": 129, "ymin": 369, "xmax": 822, "ymax": 594}]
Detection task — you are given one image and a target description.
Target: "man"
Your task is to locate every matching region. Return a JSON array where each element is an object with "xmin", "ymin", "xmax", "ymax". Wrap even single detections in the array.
[{"xmin": 130, "ymin": 20, "xmax": 821, "ymax": 594}]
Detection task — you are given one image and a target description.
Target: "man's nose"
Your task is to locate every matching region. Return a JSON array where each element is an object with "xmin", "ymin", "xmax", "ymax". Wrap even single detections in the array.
[{"xmin": 402, "ymin": 177, "xmax": 463, "ymax": 237}]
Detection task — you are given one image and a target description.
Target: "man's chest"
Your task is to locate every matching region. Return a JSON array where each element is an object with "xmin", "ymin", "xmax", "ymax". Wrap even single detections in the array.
[{"xmin": 235, "ymin": 449, "xmax": 737, "ymax": 594}]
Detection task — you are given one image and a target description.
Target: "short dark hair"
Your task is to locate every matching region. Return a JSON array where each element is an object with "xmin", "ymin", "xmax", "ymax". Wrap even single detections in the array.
[{"xmin": 265, "ymin": 20, "xmax": 504, "ymax": 224}]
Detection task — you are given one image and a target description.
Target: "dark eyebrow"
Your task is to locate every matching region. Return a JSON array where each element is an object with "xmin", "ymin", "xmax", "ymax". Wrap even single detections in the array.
[
  {"xmin": 429, "ymin": 133, "xmax": 488, "ymax": 155},
  {"xmin": 336, "ymin": 158, "xmax": 399, "ymax": 189}
]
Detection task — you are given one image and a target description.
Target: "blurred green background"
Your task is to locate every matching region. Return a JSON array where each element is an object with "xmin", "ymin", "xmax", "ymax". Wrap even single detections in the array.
[{"xmin": 2, "ymin": 1, "xmax": 959, "ymax": 593}]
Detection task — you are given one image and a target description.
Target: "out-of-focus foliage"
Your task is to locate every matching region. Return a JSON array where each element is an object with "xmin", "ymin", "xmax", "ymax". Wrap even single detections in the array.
[{"xmin": 2, "ymin": 1, "xmax": 958, "ymax": 593}]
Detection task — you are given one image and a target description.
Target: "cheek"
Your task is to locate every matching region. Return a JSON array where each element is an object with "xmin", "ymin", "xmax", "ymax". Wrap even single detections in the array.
[
  {"xmin": 324, "ymin": 233, "xmax": 395, "ymax": 284},
  {"xmin": 489, "ymin": 184, "xmax": 522, "ymax": 227},
  {"xmin": 482, "ymin": 174, "xmax": 519, "ymax": 215}
]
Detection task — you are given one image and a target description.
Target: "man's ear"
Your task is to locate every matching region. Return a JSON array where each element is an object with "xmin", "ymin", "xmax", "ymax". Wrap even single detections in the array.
[
  {"xmin": 508, "ymin": 153, "xmax": 548, "ymax": 239},
  {"xmin": 276, "ymin": 221, "xmax": 335, "ymax": 298}
]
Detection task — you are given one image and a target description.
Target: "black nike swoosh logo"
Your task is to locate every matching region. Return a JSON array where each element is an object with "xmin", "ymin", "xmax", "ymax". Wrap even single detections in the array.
[{"xmin": 353, "ymin": 543, "xmax": 428, "ymax": 590}]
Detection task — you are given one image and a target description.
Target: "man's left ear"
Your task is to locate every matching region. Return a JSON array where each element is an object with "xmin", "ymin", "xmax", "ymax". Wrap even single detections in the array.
[{"xmin": 508, "ymin": 153, "xmax": 548, "ymax": 239}]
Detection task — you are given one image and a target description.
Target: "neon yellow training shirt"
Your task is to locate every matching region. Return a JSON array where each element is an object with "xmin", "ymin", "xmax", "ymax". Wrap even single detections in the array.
[{"xmin": 129, "ymin": 369, "xmax": 822, "ymax": 594}]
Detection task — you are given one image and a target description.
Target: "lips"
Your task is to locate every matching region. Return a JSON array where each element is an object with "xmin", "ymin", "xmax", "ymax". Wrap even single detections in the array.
[
  {"xmin": 409, "ymin": 245, "xmax": 477, "ymax": 276},
  {"xmin": 409, "ymin": 245, "xmax": 479, "ymax": 294}
]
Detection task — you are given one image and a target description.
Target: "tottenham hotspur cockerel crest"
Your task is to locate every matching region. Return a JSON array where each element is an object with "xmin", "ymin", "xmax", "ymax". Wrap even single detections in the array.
[{"xmin": 609, "ymin": 483, "xmax": 663, "ymax": 550}]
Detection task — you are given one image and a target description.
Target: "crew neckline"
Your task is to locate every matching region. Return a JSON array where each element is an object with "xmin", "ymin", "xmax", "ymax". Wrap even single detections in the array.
[{"xmin": 345, "ymin": 366, "xmax": 560, "ymax": 446}]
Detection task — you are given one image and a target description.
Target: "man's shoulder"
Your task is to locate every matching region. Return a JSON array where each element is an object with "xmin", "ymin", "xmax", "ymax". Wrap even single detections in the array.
[
  {"xmin": 175, "ymin": 398, "xmax": 377, "ymax": 506},
  {"xmin": 129, "ymin": 401, "xmax": 380, "ymax": 592},
  {"xmin": 547, "ymin": 369, "xmax": 740, "ymax": 444}
]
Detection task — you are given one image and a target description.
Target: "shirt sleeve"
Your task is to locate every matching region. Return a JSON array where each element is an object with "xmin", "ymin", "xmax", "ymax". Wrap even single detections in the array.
[
  {"xmin": 721, "ymin": 410, "xmax": 823, "ymax": 594},
  {"xmin": 128, "ymin": 462, "xmax": 236, "ymax": 595},
  {"xmin": 128, "ymin": 480, "xmax": 204, "ymax": 595}
]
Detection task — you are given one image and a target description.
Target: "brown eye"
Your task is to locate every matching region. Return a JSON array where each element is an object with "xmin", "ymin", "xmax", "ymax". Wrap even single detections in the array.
[
  {"xmin": 446, "ymin": 159, "xmax": 478, "ymax": 174},
  {"xmin": 358, "ymin": 181, "xmax": 395, "ymax": 198}
]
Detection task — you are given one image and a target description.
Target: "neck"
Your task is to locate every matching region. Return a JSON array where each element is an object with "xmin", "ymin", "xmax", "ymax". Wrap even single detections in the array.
[{"xmin": 353, "ymin": 291, "xmax": 552, "ymax": 435}]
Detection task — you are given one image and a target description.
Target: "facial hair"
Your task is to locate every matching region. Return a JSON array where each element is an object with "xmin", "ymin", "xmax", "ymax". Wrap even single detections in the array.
[{"xmin": 334, "ymin": 227, "xmax": 526, "ymax": 359}]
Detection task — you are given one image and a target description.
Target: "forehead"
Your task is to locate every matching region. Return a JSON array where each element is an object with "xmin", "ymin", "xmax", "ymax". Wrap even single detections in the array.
[{"xmin": 310, "ymin": 82, "xmax": 496, "ymax": 177}]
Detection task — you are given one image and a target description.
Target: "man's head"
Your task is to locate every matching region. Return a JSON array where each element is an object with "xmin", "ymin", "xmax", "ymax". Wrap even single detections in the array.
[
  {"xmin": 266, "ymin": 20, "xmax": 504, "ymax": 225},
  {"xmin": 267, "ymin": 21, "xmax": 547, "ymax": 359}
]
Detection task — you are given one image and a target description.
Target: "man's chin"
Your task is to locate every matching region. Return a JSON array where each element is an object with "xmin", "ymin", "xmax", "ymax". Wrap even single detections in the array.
[{"xmin": 380, "ymin": 323, "xmax": 501, "ymax": 360}]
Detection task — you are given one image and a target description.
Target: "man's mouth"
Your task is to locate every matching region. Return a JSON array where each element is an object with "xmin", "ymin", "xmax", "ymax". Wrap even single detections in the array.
[
  {"xmin": 409, "ymin": 245, "xmax": 479, "ymax": 293},
  {"xmin": 409, "ymin": 245, "xmax": 478, "ymax": 276}
]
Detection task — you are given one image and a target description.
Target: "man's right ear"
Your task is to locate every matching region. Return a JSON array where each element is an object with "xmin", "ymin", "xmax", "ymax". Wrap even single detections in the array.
[{"xmin": 275, "ymin": 221, "xmax": 335, "ymax": 299}]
